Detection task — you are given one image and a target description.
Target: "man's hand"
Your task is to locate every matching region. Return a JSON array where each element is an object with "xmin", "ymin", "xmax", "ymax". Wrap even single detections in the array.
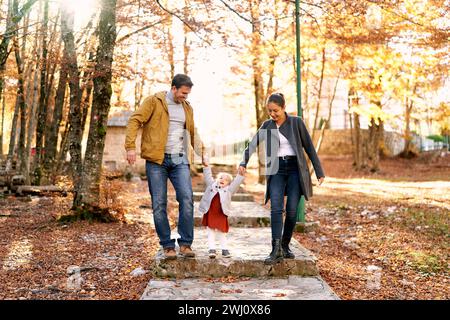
[
  {"xmin": 318, "ymin": 176, "xmax": 325, "ymax": 186},
  {"xmin": 238, "ymin": 166, "xmax": 246, "ymax": 176},
  {"xmin": 127, "ymin": 150, "xmax": 136, "ymax": 165}
]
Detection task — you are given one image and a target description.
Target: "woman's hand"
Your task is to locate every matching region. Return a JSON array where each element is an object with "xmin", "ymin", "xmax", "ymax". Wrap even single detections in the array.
[
  {"xmin": 318, "ymin": 176, "xmax": 325, "ymax": 186},
  {"xmin": 202, "ymin": 155, "xmax": 209, "ymax": 167},
  {"xmin": 238, "ymin": 166, "xmax": 246, "ymax": 176}
]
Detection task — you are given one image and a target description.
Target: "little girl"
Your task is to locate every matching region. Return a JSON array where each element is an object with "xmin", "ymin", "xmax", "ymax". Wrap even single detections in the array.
[{"xmin": 199, "ymin": 162, "xmax": 244, "ymax": 258}]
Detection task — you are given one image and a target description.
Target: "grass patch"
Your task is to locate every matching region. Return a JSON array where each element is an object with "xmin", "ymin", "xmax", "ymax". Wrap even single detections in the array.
[
  {"xmin": 392, "ymin": 249, "xmax": 446, "ymax": 275},
  {"xmin": 337, "ymin": 203, "xmax": 350, "ymax": 211},
  {"xmin": 406, "ymin": 250, "xmax": 445, "ymax": 274},
  {"xmin": 397, "ymin": 208, "xmax": 449, "ymax": 237}
]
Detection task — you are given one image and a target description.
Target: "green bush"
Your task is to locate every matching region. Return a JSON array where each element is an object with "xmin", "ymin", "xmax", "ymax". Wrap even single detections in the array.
[{"xmin": 426, "ymin": 135, "xmax": 445, "ymax": 143}]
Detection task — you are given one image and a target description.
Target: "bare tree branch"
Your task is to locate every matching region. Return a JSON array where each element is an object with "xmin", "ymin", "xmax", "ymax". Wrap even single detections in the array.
[
  {"xmin": 218, "ymin": 0, "xmax": 252, "ymax": 24},
  {"xmin": 12, "ymin": 0, "xmax": 39, "ymax": 23},
  {"xmin": 155, "ymin": 0, "xmax": 211, "ymax": 45},
  {"xmin": 117, "ymin": 19, "xmax": 167, "ymax": 43},
  {"xmin": 300, "ymin": 7, "xmax": 324, "ymax": 36}
]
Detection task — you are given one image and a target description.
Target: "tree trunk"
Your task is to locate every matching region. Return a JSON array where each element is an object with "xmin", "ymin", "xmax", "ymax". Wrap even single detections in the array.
[
  {"xmin": 136, "ymin": 76, "xmax": 145, "ymax": 111},
  {"xmin": 33, "ymin": 0, "xmax": 49, "ymax": 183},
  {"xmin": 249, "ymin": 0, "xmax": 267, "ymax": 184},
  {"xmin": 302, "ymin": 65, "xmax": 310, "ymax": 130},
  {"xmin": 43, "ymin": 34, "xmax": 62, "ymax": 175},
  {"xmin": 56, "ymin": 119, "xmax": 69, "ymax": 175},
  {"xmin": 265, "ymin": 0, "xmax": 280, "ymax": 101},
  {"xmin": 1, "ymin": 0, "xmax": 14, "ymax": 165},
  {"xmin": 183, "ymin": 33, "xmax": 190, "ymax": 75},
  {"xmin": 401, "ymin": 94, "xmax": 416, "ymax": 158},
  {"xmin": 0, "ymin": 93, "xmax": 4, "ymax": 156},
  {"xmin": 45, "ymin": 50, "xmax": 68, "ymax": 178},
  {"xmin": 404, "ymin": 97, "xmax": 412, "ymax": 152},
  {"xmin": 61, "ymin": 3, "xmax": 83, "ymax": 207},
  {"xmin": 79, "ymin": 0, "xmax": 117, "ymax": 208},
  {"xmin": 26, "ymin": 58, "xmax": 41, "ymax": 184},
  {"xmin": 353, "ymin": 113, "xmax": 362, "ymax": 170},
  {"xmin": 183, "ymin": 2, "xmax": 190, "ymax": 75},
  {"xmin": 6, "ymin": 97, "xmax": 20, "ymax": 168},
  {"xmin": 12, "ymin": 36, "xmax": 27, "ymax": 175},
  {"xmin": 309, "ymin": 73, "xmax": 340, "ymax": 174},
  {"xmin": 348, "ymin": 89, "xmax": 354, "ymax": 152},
  {"xmin": 9, "ymin": 0, "xmax": 29, "ymax": 176},
  {"xmin": 166, "ymin": 15, "xmax": 174, "ymax": 79},
  {"xmin": 24, "ymin": 2, "xmax": 42, "ymax": 184},
  {"xmin": 24, "ymin": 68, "xmax": 39, "ymax": 185},
  {"xmin": 80, "ymin": 52, "xmax": 95, "ymax": 132},
  {"xmin": 133, "ymin": 0, "xmax": 141, "ymax": 111},
  {"xmin": 311, "ymin": 47, "xmax": 326, "ymax": 142},
  {"xmin": 368, "ymin": 117, "xmax": 382, "ymax": 172},
  {"xmin": 0, "ymin": 0, "xmax": 39, "ymax": 111}
]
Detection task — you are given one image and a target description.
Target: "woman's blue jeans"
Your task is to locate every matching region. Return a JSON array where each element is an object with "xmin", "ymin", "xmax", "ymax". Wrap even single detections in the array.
[
  {"xmin": 146, "ymin": 153, "xmax": 194, "ymax": 249},
  {"xmin": 268, "ymin": 157, "xmax": 302, "ymax": 241}
]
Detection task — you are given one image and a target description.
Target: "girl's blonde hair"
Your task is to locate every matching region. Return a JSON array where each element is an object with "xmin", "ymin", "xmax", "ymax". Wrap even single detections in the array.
[{"xmin": 217, "ymin": 172, "xmax": 232, "ymax": 183}]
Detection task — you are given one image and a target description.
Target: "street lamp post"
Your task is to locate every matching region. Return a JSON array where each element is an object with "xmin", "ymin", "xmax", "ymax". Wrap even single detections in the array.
[{"xmin": 295, "ymin": 0, "xmax": 306, "ymax": 223}]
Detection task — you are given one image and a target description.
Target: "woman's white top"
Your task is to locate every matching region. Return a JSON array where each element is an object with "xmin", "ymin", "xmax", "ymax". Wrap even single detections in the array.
[{"xmin": 276, "ymin": 124, "xmax": 296, "ymax": 156}]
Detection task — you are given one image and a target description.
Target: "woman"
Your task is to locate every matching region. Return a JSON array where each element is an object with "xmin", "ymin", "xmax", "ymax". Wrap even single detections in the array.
[{"xmin": 238, "ymin": 93, "xmax": 325, "ymax": 264}]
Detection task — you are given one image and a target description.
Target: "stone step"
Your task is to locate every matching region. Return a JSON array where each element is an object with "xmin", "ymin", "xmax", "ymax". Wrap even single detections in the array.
[
  {"xmin": 193, "ymin": 192, "xmax": 254, "ymax": 202},
  {"xmin": 141, "ymin": 276, "xmax": 339, "ymax": 300},
  {"xmin": 149, "ymin": 227, "xmax": 318, "ymax": 279},
  {"xmin": 194, "ymin": 201, "xmax": 270, "ymax": 228}
]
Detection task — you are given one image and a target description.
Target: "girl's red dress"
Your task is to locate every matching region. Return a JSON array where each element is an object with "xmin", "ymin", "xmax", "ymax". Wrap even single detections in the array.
[{"xmin": 201, "ymin": 193, "xmax": 229, "ymax": 233}]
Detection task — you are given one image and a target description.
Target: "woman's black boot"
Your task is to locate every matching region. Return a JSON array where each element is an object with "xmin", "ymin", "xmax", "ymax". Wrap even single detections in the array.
[
  {"xmin": 281, "ymin": 238, "xmax": 295, "ymax": 259},
  {"xmin": 264, "ymin": 239, "xmax": 283, "ymax": 265}
]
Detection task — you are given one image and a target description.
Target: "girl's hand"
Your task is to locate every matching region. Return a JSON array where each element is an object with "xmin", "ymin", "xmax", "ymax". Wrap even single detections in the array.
[{"xmin": 238, "ymin": 166, "xmax": 246, "ymax": 176}]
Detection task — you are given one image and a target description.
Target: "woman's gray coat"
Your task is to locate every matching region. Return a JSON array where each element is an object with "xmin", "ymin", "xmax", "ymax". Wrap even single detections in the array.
[{"xmin": 240, "ymin": 114, "xmax": 324, "ymax": 203}]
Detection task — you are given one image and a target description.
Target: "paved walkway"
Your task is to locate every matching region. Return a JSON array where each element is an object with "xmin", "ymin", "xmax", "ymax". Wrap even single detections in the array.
[
  {"xmin": 141, "ymin": 276, "xmax": 338, "ymax": 300},
  {"xmin": 140, "ymin": 198, "xmax": 339, "ymax": 300}
]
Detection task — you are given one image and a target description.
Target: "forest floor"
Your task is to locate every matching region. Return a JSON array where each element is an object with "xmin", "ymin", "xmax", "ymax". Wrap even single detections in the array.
[{"xmin": 0, "ymin": 151, "xmax": 448, "ymax": 300}]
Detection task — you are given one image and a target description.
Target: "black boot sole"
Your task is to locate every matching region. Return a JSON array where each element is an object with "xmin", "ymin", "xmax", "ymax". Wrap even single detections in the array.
[{"xmin": 264, "ymin": 257, "xmax": 284, "ymax": 265}]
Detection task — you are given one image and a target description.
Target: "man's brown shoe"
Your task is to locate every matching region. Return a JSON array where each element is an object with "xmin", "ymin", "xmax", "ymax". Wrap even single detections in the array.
[
  {"xmin": 179, "ymin": 245, "xmax": 195, "ymax": 258},
  {"xmin": 163, "ymin": 247, "xmax": 177, "ymax": 260}
]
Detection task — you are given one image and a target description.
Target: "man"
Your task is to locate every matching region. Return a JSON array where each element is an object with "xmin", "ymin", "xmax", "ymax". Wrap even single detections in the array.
[{"xmin": 125, "ymin": 74, "xmax": 205, "ymax": 259}]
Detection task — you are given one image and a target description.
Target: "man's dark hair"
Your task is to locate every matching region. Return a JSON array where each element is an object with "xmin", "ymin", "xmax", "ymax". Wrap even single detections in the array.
[{"xmin": 171, "ymin": 74, "xmax": 194, "ymax": 89}]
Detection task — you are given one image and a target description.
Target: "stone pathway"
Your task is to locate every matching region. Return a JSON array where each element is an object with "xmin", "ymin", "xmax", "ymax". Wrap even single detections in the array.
[
  {"xmin": 141, "ymin": 276, "xmax": 338, "ymax": 300},
  {"xmin": 140, "ymin": 198, "xmax": 339, "ymax": 300}
]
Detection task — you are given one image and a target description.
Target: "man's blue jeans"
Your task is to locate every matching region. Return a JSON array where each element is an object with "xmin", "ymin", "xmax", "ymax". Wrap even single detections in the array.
[
  {"xmin": 268, "ymin": 157, "xmax": 302, "ymax": 240},
  {"xmin": 146, "ymin": 153, "xmax": 194, "ymax": 249}
]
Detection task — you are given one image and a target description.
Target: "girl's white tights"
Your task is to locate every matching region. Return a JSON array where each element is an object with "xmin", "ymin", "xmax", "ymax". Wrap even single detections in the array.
[{"xmin": 207, "ymin": 227, "xmax": 228, "ymax": 250}]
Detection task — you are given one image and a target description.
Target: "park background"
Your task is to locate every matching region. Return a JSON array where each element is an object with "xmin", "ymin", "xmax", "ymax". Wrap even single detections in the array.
[{"xmin": 0, "ymin": 0, "xmax": 448, "ymax": 300}]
